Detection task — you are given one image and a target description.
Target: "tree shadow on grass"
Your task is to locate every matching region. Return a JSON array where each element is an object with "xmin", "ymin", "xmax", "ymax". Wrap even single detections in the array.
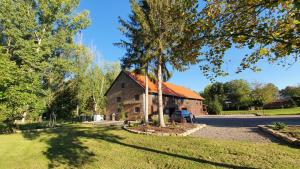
[
  {"xmin": 22, "ymin": 125, "xmax": 257, "ymax": 169},
  {"xmin": 22, "ymin": 125, "xmax": 123, "ymax": 169}
]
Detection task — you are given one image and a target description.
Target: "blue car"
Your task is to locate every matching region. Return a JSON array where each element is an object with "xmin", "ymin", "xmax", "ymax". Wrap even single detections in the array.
[{"xmin": 171, "ymin": 110, "xmax": 195, "ymax": 123}]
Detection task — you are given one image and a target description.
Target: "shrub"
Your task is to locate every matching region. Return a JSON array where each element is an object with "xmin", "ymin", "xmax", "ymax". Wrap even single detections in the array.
[
  {"xmin": 119, "ymin": 111, "xmax": 127, "ymax": 121},
  {"xmin": 208, "ymin": 100, "xmax": 222, "ymax": 115},
  {"xmin": 151, "ymin": 115, "xmax": 159, "ymax": 125},
  {"xmin": 16, "ymin": 122, "xmax": 50, "ymax": 130},
  {"xmin": 272, "ymin": 122, "xmax": 287, "ymax": 130},
  {"xmin": 0, "ymin": 123, "xmax": 14, "ymax": 134},
  {"xmin": 151, "ymin": 115, "xmax": 169, "ymax": 125}
]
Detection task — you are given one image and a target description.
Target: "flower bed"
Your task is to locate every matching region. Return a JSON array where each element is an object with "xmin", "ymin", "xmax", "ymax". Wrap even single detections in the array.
[
  {"xmin": 124, "ymin": 123, "xmax": 206, "ymax": 136},
  {"xmin": 258, "ymin": 125, "xmax": 300, "ymax": 146}
]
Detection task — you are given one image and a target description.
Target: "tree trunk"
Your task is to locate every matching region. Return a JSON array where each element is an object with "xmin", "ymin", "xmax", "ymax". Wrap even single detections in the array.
[
  {"xmin": 21, "ymin": 112, "xmax": 27, "ymax": 123},
  {"xmin": 157, "ymin": 57, "xmax": 166, "ymax": 127},
  {"xmin": 94, "ymin": 103, "xmax": 98, "ymax": 114},
  {"xmin": 76, "ymin": 104, "xmax": 80, "ymax": 116},
  {"xmin": 144, "ymin": 65, "xmax": 149, "ymax": 124}
]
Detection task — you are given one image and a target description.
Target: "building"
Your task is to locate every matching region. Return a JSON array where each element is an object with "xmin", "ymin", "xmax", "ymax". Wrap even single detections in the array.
[{"xmin": 105, "ymin": 71, "xmax": 206, "ymax": 121}]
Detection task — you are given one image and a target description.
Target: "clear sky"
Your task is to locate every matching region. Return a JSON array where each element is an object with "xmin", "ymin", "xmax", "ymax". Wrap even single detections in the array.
[{"xmin": 77, "ymin": 0, "xmax": 300, "ymax": 92}]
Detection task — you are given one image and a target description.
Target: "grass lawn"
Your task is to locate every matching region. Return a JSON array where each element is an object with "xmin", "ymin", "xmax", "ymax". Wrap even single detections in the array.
[
  {"xmin": 221, "ymin": 107, "xmax": 300, "ymax": 116},
  {"xmin": 0, "ymin": 124, "xmax": 300, "ymax": 169}
]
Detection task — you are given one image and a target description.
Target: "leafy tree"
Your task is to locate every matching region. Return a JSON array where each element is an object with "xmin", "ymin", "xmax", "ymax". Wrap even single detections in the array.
[
  {"xmin": 118, "ymin": 0, "xmax": 201, "ymax": 127},
  {"xmin": 251, "ymin": 83, "xmax": 279, "ymax": 107},
  {"xmin": 207, "ymin": 98, "xmax": 222, "ymax": 115},
  {"xmin": 199, "ymin": 0, "xmax": 300, "ymax": 78},
  {"xmin": 0, "ymin": 0, "xmax": 90, "ymax": 122},
  {"xmin": 224, "ymin": 80, "xmax": 251, "ymax": 110},
  {"xmin": 280, "ymin": 85, "xmax": 300, "ymax": 98}
]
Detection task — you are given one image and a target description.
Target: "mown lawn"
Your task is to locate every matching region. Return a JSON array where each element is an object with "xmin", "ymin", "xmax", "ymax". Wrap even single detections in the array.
[
  {"xmin": 0, "ymin": 124, "xmax": 300, "ymax": 169},
  {"xmin": 221, "ymin": 107, "xmax": 300, "ymax": 116}
]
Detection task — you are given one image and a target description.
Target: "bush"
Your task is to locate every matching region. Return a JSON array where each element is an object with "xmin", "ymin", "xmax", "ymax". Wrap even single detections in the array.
[
  {"xmin": 208, "ymin": 100, "xmax": 222, "ymax": 115},
  {"xmin": 151, "ymin": 115, "xmax": 159, "ymax": 125},
  {"xmin": 16, "ymin": 122, "xmax": 50, "ymax": 130},
  {"xmin": 119, "ymin": 111, "xmax": 127, "ymax": 121},
  {"xmin": 0, "ymin": 123, "xmax": 14, "ymax": 134},
  {"xmin": 151, "ymin": 115, "xmax": 169, "ymax": 125},
  {"xmin": 272, "ymin": 122, "xmax": 287, "ymax": 130}
]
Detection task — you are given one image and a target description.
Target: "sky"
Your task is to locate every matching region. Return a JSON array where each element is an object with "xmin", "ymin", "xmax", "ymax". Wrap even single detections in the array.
[{"xmin": 77, "ymin": 0, "xmax": 300, "ymax": 92}]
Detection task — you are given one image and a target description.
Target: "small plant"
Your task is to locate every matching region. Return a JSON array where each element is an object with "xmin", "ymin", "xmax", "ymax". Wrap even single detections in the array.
[
  {"xmin": 151, "ymin": 115, "xmax": 159, "ymax": 126},
  {"xmin": 272, "ymin": 122, "xmax": 287, "ymax": 130}
]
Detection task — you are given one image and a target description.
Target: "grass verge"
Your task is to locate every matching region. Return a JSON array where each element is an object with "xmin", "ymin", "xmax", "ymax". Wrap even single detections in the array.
[
  {"xmin": 0, "ymin": 124, "xmax": 299, "ymax": 168},
  {"xmin": 221, "ymin": 107, "xmax": 300, "ymax": 116}
]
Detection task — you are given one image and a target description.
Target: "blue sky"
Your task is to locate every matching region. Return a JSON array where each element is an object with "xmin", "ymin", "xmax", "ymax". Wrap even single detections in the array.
[{"xmin": 77, "ymin": 0, "xmax": 300, "ymax": 92}]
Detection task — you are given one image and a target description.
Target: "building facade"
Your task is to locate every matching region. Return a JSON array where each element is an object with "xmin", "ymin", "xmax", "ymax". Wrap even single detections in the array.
[{"xmin": 105, "ymin": 71, "xmax": 206, "ymax": 121}]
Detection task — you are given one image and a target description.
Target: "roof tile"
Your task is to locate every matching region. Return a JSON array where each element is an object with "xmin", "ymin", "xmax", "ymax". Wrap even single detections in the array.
[{"xmin": 126, "ymin": 71, "xmax": 204, "ymax": 100}]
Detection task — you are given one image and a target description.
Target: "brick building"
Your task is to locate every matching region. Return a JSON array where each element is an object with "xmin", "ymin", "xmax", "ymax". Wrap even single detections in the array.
[{"xmin": 105, "ymin": 71, "xmax": 206, "ymax": 121}]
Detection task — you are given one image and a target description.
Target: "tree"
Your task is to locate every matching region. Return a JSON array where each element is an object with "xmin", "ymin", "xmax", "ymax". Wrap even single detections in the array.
[
  {"xmin": 224, "ymin": 80, "xmax": 251, "ymax": 110},
  {"xmin": 251, "ymin": 83, "xmax": 279, "ymax": 107},
  {"xmin": 0, "ymin": 0, "xmax": 90, "ymax": 122},
  {"xmin": 118, "ymin": 0, "xmax": 201, "ymax": 127},
  {"xmin": 280, "ymin": 85, "xmax": 300, "ymax": 98},
  {"xmin": 199, "ymin": 0, "xmax": 300, "ymax": 78}
]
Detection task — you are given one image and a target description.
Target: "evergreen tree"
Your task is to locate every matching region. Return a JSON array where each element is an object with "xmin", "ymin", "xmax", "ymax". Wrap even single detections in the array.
[{"xmin": 117, "ymin": 0, "xmax": 201, "ymax": 127}]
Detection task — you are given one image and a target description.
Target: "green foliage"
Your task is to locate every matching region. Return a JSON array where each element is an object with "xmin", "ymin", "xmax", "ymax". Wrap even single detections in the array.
[
  {"xmin": 151, "ymin": 115, "xmax": 159, "ymax": 126},
  {"xmin": 16, "ymin": 122, "xmax": 50, "ymax": 131},
  {"xmin": 207, "ymin": 99, "xmax": 222, "ymax": 115},
  {"xmin": 0, "ymin": 0, "xmax": 90, "ymax": 122},
  {"xmin": 280, "ymin": 85, "xmax": 300, "ymax": 106},
  {"xmin": 0, "ymin": 123, "xmax": 14, "ymax": 134},
  {"xmin": 251, "ymin": 83, "xmax": 279, "ymax": 107},
  {"xmin": 272, "ymin": 122, "xmax": 287, "ymax": 130},
  {"xmin": 199, "ymin": 0, "xmax": 300, "ymax": 79},
  {"xmin": 224, "ymin": 80, "xmax": 251, "ymax": 110},
  {"xmin": 118, "ymin": 0, "xmax": 201, "ymax": 127}
]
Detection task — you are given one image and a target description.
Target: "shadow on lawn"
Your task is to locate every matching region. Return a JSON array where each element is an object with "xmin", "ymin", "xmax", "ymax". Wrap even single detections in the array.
[
  {"xmin": 22, "ymin": 125, "xmax": 122, "ymax": 169},
  {"xmin": 22, "ymin": 125, "xmax": 257, "ymax": 169}
]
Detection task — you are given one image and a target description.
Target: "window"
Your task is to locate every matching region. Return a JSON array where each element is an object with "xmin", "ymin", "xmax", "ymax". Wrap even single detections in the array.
[
  {"xmin": 117, "ymin": 97, "xmax": 121, "ymax": 102},
  {"xmin": 134, "ymin": 95, "xmax": 140, "ymax": 101},
  {"xmin": 121, "ymin": 83, "xmax": 125, "ymax": 88},
  {"xmin": 135, "ymin": 107, "xmax": 140, "ymax": 113}
]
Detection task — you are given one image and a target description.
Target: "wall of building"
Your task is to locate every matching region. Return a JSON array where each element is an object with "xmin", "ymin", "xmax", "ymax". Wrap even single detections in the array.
[
  {"xmin": 106, "ymin": 72, "xmax": 144, "ymax": 120},
  {"xmin": 106, "ymin": 72, "xmax": 206, "ymax": 121}
]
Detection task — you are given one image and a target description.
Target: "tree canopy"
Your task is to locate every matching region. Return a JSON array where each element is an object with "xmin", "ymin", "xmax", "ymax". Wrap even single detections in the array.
[
  {"xmin": 199, "ymin": 0, "xmax": 300, "ymax": 78},
  {"xmin": 0, "ymin": 0, "xmax": 90, "ymax": 122}
]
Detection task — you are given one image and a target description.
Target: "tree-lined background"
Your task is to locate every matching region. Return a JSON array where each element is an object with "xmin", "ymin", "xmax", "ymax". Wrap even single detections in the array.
[
  {"xmin": 0, "ymin": 0, "xmax": 299, "ymax": 125},
  {"xmin": 0, "ymin": 0, "xmax": 120, "ymax": 123},
  {"xmin": 202, "ymin": 81, "xmax": 300, "ymax": 114}
]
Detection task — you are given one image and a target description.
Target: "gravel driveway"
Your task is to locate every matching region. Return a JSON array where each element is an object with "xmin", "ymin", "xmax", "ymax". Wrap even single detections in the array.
[{"xmin": 192, "ymin": 115, "xmax": 300, "ymax": 143}]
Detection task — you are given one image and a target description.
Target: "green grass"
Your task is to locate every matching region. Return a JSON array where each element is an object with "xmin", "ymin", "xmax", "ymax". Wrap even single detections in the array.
[
  {"xmin": 221, "ymin": 107, "xmax": 300, "ymax": 116},
  {"xmin": 0, "ymin": 124, "xmax": 300, "ymax": 168}
]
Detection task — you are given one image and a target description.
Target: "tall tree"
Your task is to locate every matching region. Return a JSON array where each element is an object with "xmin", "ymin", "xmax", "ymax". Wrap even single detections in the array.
[
  {"xmin": 0, "ymin": 0, "xmax": 90, "ymax": 122},
  {"xmin": 251, "ymin": 83, "xmax": 279, "ymax": 107},
  {"xmin": 199, "ymin": 0, "xmax": 300, "ymax": 78},
  {"xmin": 118, "ymin": 0, "xmax": 201, "ymax": 127},
  {"xmin": 280, "ymin": 85, "xmax": 300, "ymax": 98},
  {"xmin": 224, "ymin": 80, "xmax": 251, "ymax": 110}
]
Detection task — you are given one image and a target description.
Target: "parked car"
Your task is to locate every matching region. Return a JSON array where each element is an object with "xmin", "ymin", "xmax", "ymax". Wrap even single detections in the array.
[{"xmin": 171, "ymin": 110, "xmax": 195, "ymax": 123}]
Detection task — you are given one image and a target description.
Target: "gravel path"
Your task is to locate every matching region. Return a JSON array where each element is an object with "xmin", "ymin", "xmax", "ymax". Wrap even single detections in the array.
[
  {"xmin": 192, "ymin": 115, "xmax": 300, "ymax": 143},
  {"xmin": 191, "ymin": 126, "xmax": 279, "ymax": 143}
]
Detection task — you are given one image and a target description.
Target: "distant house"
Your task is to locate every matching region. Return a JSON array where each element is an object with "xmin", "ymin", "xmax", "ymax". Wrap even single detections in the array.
[{"xmin": 105, "ymin": 71, "xmax": 206, "ymax": 121}]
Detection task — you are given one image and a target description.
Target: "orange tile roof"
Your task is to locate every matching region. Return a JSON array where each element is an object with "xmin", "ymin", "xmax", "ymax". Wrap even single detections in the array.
[{"xmin": 125, "ymin": 71, "xmax": 204, "ymax": 100}]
